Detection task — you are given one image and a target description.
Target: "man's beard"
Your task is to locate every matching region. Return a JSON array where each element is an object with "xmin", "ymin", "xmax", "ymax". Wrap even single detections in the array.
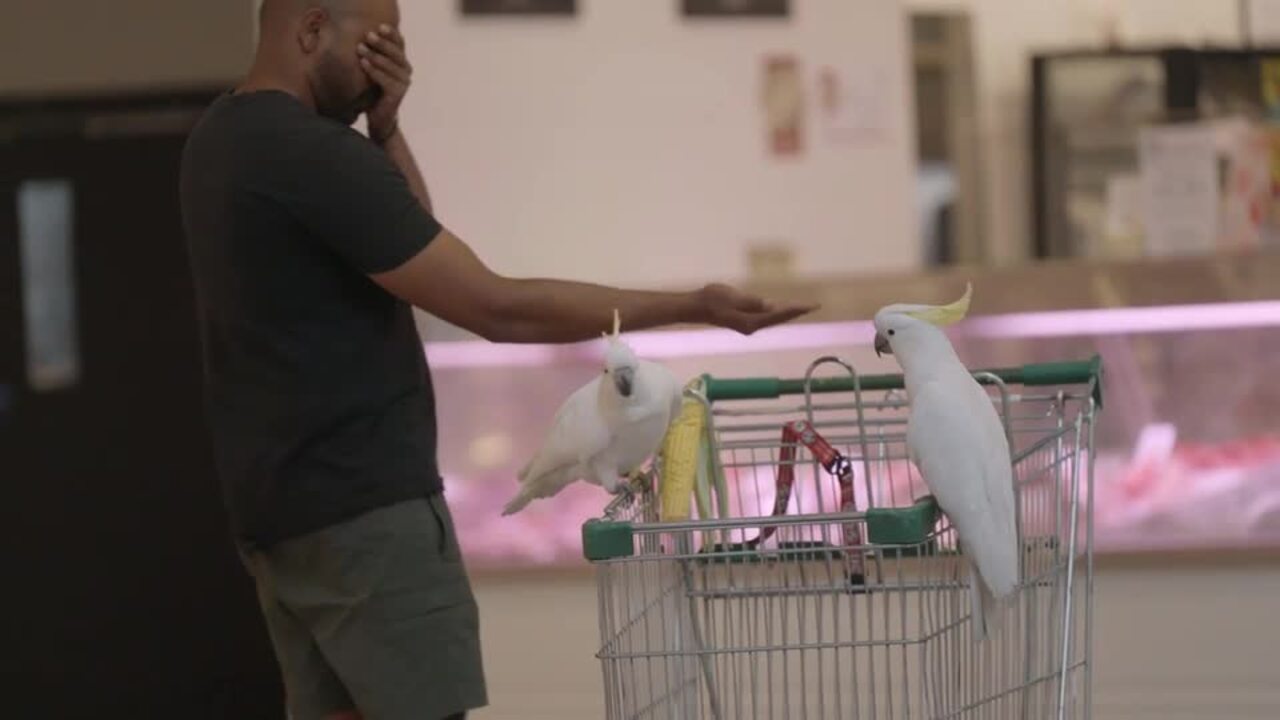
[{"xmin": 327, "ymin": 85, "xmax": 382, "ymax": 126}]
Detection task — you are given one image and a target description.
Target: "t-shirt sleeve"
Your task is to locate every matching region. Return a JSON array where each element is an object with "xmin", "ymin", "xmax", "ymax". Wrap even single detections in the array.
[{"xmin": 265, "ymin": 122, "xmax": 442, "ymax": 274}]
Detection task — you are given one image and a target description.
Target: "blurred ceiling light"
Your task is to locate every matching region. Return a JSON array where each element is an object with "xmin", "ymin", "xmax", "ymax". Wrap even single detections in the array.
[{"xmin": 469, "ymin": 432, "xmax": 514, "ymax": 469}]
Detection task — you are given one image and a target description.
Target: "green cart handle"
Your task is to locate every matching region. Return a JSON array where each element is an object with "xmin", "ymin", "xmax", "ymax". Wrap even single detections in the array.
[{"xmin": 702, "ymin": 355, "xmax": 1103, "ymax": 408}]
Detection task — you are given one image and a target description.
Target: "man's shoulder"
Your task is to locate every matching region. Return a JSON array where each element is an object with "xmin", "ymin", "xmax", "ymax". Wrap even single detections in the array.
[
  {"xmin": 231, "ymin": 94, "xmax": 382, "ymax": 163},
  {"xmin": 191, "ymin": 91, "xmax": 320, "ymax": 144}
]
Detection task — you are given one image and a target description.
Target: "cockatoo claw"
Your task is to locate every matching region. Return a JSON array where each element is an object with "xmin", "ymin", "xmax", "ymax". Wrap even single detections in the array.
[{"xmin": 601, "ymin": 474, "xmax": 622, "ymax": 494}]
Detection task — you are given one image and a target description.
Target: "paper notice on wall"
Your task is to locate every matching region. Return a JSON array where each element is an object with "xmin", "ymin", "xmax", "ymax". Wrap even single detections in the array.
[
  {"xmin": 816, "ymin": 65, "xmax": 891, "ymax": 144},
  {"xmin": 1138, "ymin": 123, "xmax": 1220, "ymax": 258},
  {"xmin": 761, "ymin": 55, "xmax": 804, "ymax": 157},
  {"xmin": 1215, "ymin": 117, "xmax": 1272, "ymax": 251}
]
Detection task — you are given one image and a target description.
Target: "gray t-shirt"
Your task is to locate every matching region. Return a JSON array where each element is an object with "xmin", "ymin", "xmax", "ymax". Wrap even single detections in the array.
[{"xmin": 180, "ymin": 90, "xmax": 444, "ymax": 550}]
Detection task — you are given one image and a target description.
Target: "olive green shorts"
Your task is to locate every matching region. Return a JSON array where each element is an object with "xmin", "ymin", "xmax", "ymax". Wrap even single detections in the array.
[{"xmin": 240, "ymin": 495, "xmax": 487, "ymax": 720}]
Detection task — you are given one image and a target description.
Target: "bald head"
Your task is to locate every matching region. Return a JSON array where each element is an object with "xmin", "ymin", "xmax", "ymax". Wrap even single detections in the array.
[
  {"xmin": 249, "ymin": 0, "xmax": 400, "ymax": 126},
  {"xmin": 259, "ymin": 0, "xmax": 355, "ymax": 28}
]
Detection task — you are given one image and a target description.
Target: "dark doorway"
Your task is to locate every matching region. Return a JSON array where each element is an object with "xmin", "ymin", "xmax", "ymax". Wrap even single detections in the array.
[{"xmin": 0, "ymin": 90, "xmax": 283, "ymax": 719}]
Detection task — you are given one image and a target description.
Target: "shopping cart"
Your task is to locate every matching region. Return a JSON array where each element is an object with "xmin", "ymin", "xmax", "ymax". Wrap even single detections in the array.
[{"xmin": 581, "ymin": 355, "xmax": 1102, "ymax": 719}]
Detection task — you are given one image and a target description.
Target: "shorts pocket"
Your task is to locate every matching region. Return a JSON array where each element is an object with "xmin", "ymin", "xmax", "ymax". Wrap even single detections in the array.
[{"xmin": 426, "ymin": 494, "xmax": 462, "ymax": 562}]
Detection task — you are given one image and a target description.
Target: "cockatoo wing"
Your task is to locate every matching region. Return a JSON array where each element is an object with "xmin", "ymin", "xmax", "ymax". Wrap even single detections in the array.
[
  {"xmin": 907, "ymin": 378, "xmax": 1018, "ymax": 600},
  {"xmin": 518, "ymin": 377, "xmax": 613, "ymax": 485}
]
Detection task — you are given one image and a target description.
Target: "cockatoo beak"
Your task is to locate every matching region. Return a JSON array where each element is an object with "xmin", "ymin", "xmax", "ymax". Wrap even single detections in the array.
[
  {"xmin": 874, "ymin": 332, "xmax": 892, "ymax": 357},
  {"xmin": 613, "ymin": 366, "xmax": 635, "ymax": 397}
]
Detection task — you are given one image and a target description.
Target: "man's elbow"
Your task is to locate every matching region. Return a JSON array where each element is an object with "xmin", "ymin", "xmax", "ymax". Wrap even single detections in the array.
[
  {"xmin": 465, "ymin": 285, "xmax": 531, "ymax": 344},
  {"xmin": 470, "ymin": 308, "xmax": 542, "ymax": 344},
  {"xmin": 470, "ymin": 315, "xmax": 516, "ymax": 344},
  {"xmin": 474, "ymin": 321, "xmax": 533, "ymax": 344}
]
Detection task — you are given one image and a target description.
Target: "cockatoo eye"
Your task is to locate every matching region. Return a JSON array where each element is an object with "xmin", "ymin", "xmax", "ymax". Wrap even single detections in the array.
[{"xmin": 888, "ymin": 329, "xmax": 896, "ymax": 336}]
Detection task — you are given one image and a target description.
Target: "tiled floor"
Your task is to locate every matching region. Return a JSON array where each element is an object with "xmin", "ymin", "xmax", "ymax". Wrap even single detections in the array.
[{"xmin": 467, "ymin": 560, "xmax": 1280, "ymax": 719}]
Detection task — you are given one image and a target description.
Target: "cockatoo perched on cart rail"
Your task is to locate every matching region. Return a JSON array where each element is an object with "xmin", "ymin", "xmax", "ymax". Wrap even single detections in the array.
[
  {"xmin": 502, "ymin": 309, "xmax": 684, "ymax": 516},
  {"xmin": 872, "ymin": 283, "xmax": 1018, "ymax": 641}
]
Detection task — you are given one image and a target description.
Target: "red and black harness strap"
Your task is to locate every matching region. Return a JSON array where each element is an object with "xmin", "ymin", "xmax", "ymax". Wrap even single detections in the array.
[{"xmin": 746, "ymin": 420, "xmax": 866, "ymax": 584}]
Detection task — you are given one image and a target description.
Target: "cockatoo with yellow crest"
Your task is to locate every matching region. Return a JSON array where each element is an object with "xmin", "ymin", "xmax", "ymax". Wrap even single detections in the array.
[
  {"xmin": 873, "ymin": 283, "xmax": 1018, "ymax": 641},
  {"xmin": 502, "ymin": 309, "xmax": 683, "ymax": 516}
]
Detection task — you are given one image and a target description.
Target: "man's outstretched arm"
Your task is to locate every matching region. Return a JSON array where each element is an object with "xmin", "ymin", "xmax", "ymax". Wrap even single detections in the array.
[{"xmin": 371, "ymin": 229, "xmax": 816, "ymax": 344}]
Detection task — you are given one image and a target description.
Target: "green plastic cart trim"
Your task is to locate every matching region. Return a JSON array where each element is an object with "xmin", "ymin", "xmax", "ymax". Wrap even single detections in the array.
[
  {"xmin": 582, "ymin": 496, "xmax": 945, "ymax": 562},
  {"xmin": 866, "ymin": 494, "xmax": 941, "ymax": 545},
  {"xmin": 582, "ymin": 520, "xmax": 634, "ymax": 561},
  {"xmin": 702, "ymin": 355, "xmax": 1104, "ymax": 409}
]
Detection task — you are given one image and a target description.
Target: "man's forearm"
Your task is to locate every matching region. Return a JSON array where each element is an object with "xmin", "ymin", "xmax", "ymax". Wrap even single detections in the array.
[
  {"xmin": 488, "ymin": 278, "xmax": 709, "ymax": 344},
  {"xmin": 379, "ymin": 128, "xmax": 433, "ymax": 214}
]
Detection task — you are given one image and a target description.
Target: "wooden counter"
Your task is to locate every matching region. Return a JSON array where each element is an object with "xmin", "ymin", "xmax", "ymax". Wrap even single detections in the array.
[{"xmin": 741, "ymin": 250, "xmax": 1280, "ymax": 322}]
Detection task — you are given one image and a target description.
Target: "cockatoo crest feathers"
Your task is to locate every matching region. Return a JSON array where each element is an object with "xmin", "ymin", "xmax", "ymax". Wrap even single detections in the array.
[
  {"xmin": 602, "ymin": 308, "xmax": 622, "ymax": 342},
  {"xmin": 880, "ymin": 282, "xmax": 972, "ymax": 327}
]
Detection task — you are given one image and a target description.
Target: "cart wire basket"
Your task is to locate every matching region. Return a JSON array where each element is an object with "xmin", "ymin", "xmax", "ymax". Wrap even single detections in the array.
[{"xmin": 581, "ymin": 355, "xmax": 1103, "ymax": 720}]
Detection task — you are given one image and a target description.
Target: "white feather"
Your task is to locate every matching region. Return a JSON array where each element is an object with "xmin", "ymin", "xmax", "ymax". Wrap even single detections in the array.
[{"xmin": 503, "ymin": 344, "xmax": 682, "ymax": 516}]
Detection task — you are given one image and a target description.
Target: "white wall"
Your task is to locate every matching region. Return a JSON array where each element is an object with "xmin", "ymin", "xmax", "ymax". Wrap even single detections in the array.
[
  {"xmin": 400, "ymin": 1, "xmax": 919, "ymax": 288},
  {"xmin": 907, "ymin": 0, "xmax": 1246, "ymax": 265}
]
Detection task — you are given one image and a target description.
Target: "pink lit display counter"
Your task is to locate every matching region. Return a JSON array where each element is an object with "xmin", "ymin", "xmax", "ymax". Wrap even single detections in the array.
[{"xmin": 421, "ymin": 255, "xmax": 1280, "ymax": 569}]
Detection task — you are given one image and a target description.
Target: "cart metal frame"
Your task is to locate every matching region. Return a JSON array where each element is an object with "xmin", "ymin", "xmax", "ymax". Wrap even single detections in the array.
[{"xmin": 583, "ymin": 356, "xmax": 1102, "ymax": 719}]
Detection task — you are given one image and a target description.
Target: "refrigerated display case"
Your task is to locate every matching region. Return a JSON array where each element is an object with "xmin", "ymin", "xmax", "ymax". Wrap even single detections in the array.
[{"xmin": 1031, "ymin": 46, "xmax": 1280, "ymax": 260}]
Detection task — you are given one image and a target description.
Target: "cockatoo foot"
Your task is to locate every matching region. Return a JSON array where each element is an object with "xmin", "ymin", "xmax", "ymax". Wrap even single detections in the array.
[{"xmin": 626, "ymin": 469, "xmax": 652, "ymax": 494}]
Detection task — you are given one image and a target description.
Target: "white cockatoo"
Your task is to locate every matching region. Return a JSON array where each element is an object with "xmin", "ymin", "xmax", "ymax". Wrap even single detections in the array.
[
  {"xmin": 502, "ymin": 310, "xmax": 684, "ymax": 516},
  {"xmin": 872, "ymin": 283, "xmax": 1018, "ymax": 641}
]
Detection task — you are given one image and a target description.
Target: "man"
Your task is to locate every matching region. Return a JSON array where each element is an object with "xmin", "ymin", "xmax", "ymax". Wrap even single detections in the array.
[{"xmin": 179, "ymin": 1, "xmax": 815, "ymax": 718}]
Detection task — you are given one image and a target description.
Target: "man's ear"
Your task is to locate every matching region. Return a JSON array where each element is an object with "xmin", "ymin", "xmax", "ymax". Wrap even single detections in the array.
[{"xmin": 298, "ymin": 7, "xmax": 329, "ymax": 54}]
